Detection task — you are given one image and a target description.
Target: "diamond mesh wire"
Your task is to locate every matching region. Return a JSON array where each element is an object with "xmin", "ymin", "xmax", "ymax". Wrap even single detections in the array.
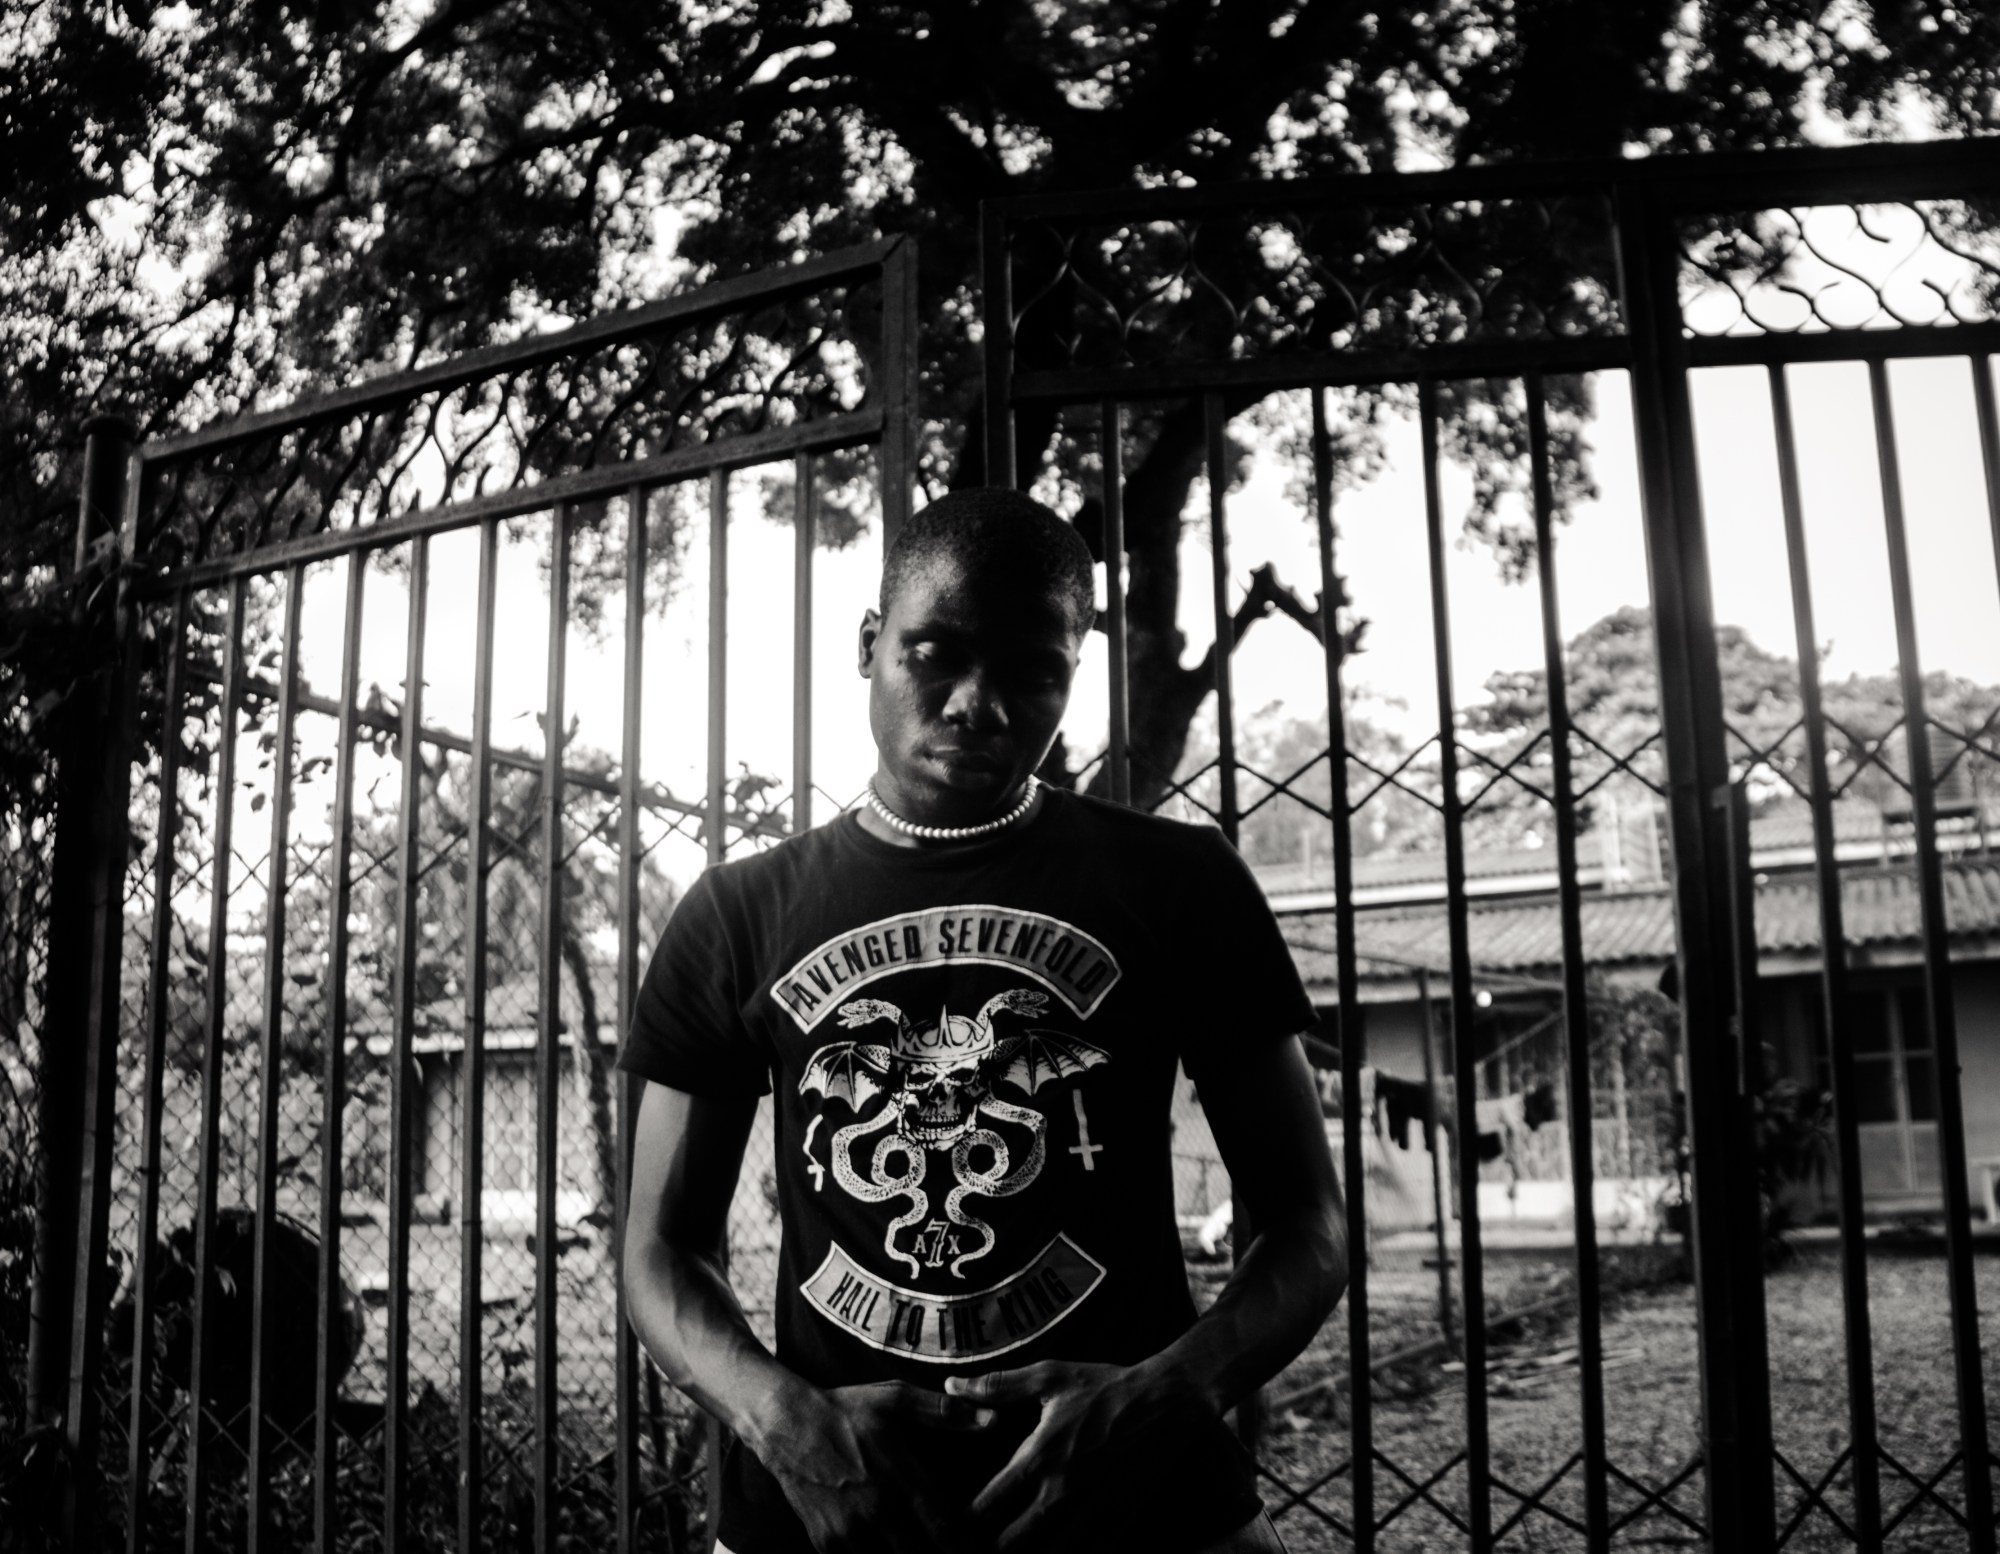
[{"xmin": 0, "ymin": 737, "xmax": 58, "ymax": 1533}]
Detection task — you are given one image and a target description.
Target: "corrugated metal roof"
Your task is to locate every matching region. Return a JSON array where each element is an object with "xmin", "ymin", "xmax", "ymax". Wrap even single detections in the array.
[
  {"xmin": 1254, "ymin": 835, "xmax": 1602, "ymax": 896},
  {"xmin": 1283, "ymin": 858, "xmax": 2000, "ymax": 983},
  {"xmin": 1750, "ymin": 798, "xmax": 1886, "ymax": 853}
]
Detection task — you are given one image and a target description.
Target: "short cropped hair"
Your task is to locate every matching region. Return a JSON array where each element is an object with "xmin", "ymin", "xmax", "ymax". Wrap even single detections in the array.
[{"xmin": 880, "ymin": 489, "xmax": 1096, "ymax": 637}]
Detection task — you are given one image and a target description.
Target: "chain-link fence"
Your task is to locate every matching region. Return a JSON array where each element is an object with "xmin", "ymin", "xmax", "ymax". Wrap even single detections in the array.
[{"xmin": 0, "ymin": 752, "xmax": 58, "ymax": 1475}]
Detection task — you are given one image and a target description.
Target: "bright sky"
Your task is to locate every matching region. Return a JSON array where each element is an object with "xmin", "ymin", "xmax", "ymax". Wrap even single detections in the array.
[
  {"xmin": 280, "ymin": 349, "xmax": 2000, "ymax": 901},
  {"xmin": 269, "ymin": 196, "xmax": 2000, "ymax": 897}
]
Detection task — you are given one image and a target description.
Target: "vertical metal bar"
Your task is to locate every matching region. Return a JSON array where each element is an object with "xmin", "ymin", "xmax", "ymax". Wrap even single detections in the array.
[
  {"xmin": 879, "ymin": 237, "xmax": 918, "ymax": 546},
  {"xmin": 702, "ymin": 465, "xmax": 731, "ymax": 1529},
  {"xmin": 1207, "ymin": 389, "xmax": 1255, "ymax": 1450},
  {"xmin": 41, "ymin": 417, "xmax": 136, "ymax": 1531},
  {"xmin": 61, "ymin": 454, "xmax": 147, "ymax": 1554},
  {"xmin": 1614, "ymin": 177, "xmax": 1773, "ymax": 1553},
  {"xmin": 534, "ymin": 506, "xmax": 571, "ymax": 1554},
  {"xmin": 1101, "ymin": 401, "xmax": 1131, "ymax": 808},
  {"xmin": 1417, "ymin": 971, "xmax": 1457, "ymax": 1360},
  {"xmin": 1204, "ymin": 393, "xmax": 1239, "ymax": 844},
  {"xmin": 246, "ymin": 565, "xmax": 305, "ymax": 1550},
  {"xmin": 459, "ymin": 517, "xmax": 501, "ymax": 1554},
  {"xmin": 383, "ymin": 535, "xmax": 429, "ymax": 1554},
  {"xmin": 1868, "ymin": 358, "xmax": 1996, "ymax": 1553},
  {"xmin": 1768, "ymin": 364, "xmax": 1883, "ymax": 1553},
  {"xmin": 1982, "ymin": 355, "xmax": 2000, "ymax": 886},
  {"xmin": 981, "ymin": 202, "xmax": 1017, "ymax": 489},
  {"xmin": 614, "ymin": 489, "xmax": 647, "ymax": 1554},
  {"xmin": 1527, "ymin": 374, "xmax": 1610, "ymax": 1553},
  {"xmin": 1311, "ymin": 388, "xmax": 1373, "ymax": 1552},
  {"xmin": 314, "ymin": 555, "xmax": 367, "ymax": 1553},
  {"xmin": 1420, "ymin": 377, "xmax": 1492, "ymax": 1551},
  {"xmin": 185, "ymin": 575, "xmax": 248, "ymax": 1554},
  {"xmin": 708, "ymin": 471, "xmax": 729, "ymax": 866},
  {"xmin": 1725, "ymin": 789, "xmax": 1762, "ymax": 1099},
  {"xmin": 126, "ymin": 588, "xmax": 189, "ymax": 1554},
  {"xmin": 794, "ymin": 455, "xmax": 816, "ymax": 835},
  {"xmin": 1975, "ymin": 356, "xmax": 2000, "ymax": 614}
]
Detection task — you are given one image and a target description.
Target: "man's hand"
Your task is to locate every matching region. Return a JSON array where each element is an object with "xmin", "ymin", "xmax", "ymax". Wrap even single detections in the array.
[
  {"xmin": 945, "ymin": 1359, "xmax": 1218, "ymax": 1550},
  {"xmin": 762, "ymin": 1380, "xmax": 995, "ymax": 1554},
  {"xmin": 625, "ymin": 1087, "xmax": 993, "ymax": 1553}
]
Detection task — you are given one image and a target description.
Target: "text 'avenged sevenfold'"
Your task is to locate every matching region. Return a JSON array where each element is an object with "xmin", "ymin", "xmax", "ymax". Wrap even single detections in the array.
[{"xmin": 770, "ymin": 906, "xmax": 1122, "ymax": 1032}]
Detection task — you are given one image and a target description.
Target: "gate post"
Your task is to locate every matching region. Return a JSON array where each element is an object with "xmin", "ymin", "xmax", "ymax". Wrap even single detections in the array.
[
  {"xmin": 25, "ymin": 415, "xmax": 137, "ymax": 1438},
  {"xmin": 1614, "ymin": 180, "xmax": 1776, "ymax": 1554},
  {"xmin": 50, "ymin": 414, "xmax": 138, "ymax": 1553}
]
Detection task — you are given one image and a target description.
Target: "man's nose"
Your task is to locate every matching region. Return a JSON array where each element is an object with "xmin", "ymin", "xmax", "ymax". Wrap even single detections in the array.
[{"xmin": 941, "ymin": 667, "xmax": 1007, "ymax": 728}]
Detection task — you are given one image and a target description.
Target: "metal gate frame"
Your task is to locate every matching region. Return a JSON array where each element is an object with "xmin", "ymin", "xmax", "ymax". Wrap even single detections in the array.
[
  {"xmin": 36, "ymin": 238, "xmax": 916, "ymax": 1554},
  {"xmin": 980, "ymin": 136, "xmax": 2000, "ymax": 1554},
  {"xmin": 32, "ymin": 135, "xmax": 2000, "ymax": 1554}
]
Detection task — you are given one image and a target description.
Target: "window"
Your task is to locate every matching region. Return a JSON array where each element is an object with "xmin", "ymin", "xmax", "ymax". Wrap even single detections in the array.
[{"xmin": 1810, "ymin": 978, "xmax": 1940, "ymax": 1199}]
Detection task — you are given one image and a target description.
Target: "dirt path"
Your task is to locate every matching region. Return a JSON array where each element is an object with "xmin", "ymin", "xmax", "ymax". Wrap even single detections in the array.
[{"xmin": 1255, "ymin": 1247, "xmax": 2000, "ymax": 1552}]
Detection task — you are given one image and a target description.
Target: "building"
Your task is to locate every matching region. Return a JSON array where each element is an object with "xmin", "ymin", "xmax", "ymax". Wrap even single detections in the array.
[{"xmin": 1254, "ymin": 798, "xmax": 2000, "ymax": 1223}]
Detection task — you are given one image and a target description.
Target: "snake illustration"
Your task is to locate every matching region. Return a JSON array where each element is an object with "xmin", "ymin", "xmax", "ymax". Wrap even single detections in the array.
[
  {"xmin": 942, "ymin": 1097, "xmax": 1046, "ymax": 1275},
  {"xmin": 830, "ymin": 1106, "xmax": 930, "ymax": 1276}
]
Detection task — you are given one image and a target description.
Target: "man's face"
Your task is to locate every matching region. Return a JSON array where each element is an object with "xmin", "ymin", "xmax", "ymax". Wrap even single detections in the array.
[{"xmin": 859, "ymin": 557, "xmax": 1081, "ymax": 819}]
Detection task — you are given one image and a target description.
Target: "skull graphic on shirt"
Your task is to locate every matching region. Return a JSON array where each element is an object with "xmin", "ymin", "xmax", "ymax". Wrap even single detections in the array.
[{"xmin": 800, "ymin": 988, "xmax": 1107, "ymax": 1277}]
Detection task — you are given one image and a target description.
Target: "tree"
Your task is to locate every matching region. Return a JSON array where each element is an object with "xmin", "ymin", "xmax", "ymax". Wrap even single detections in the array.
[
  {"xmin": 1463, "ymin": 604, "xmax": 2000, "ymax": 832},
  {"xmin": 1201, "ymin": 690, "xmax": 1441, "ymax": 870},
  {"xmin": 8, "ymin": 0, "xmax": 1998, "ymax": 817},
  {"xmin": 1464, "ymin": 604, "xmax": 1791, "ymax": 833}
]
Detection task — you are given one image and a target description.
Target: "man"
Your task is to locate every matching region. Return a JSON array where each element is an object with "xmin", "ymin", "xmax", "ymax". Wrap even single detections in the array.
[{"xmin": 620, "ymin": 488, "xmax": 1346, "ymax": 1554}]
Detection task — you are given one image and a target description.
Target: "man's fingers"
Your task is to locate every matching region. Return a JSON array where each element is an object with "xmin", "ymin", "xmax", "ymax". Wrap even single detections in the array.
[
  {"xmin": 967, "ymin": 1417, "xmax": 1052, "ymax": 1525},
  {"xmin": 945, "ymin": 1362, "xmax": 1061, "ymax": 1406},
  {"xmin": 930, "ymin": 1388, "xmax": 997, "ymax": 1431},
  {"xmin": 880, "ymin": 1381, "xmax": 994, "ymax": 1430}
]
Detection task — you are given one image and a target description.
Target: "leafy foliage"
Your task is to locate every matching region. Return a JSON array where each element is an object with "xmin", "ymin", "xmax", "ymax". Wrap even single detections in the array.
[
  {"xmin": 9, "ymin": 0, "xmax": 1998, "ymax": 807},
  {"xmin": 1467, "ymin": 604, "xmax": 2000, "ymax": 824}
]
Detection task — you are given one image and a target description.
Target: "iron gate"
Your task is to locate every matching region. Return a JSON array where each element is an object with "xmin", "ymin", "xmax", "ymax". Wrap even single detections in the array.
[
  {"xmin": 22, "ymin": 136, "xmax": 2000, "ymax": 1554},
  {"xmin": 27, "ymin": 239, "xmax": 916, "ymax": 1553},
  {"xmin": 980, "ymin": 137, "xmax": 2000, "ymax": 1554}
]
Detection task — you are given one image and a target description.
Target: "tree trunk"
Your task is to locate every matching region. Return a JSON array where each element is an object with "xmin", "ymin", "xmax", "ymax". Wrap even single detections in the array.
[
  {"xmin": 1110, "ymin": 398, "xmax": 1215, "ymax": 808},
  {"xmin": 960, "ymin": 392, "xmax": 1238, "ymax": 813}
]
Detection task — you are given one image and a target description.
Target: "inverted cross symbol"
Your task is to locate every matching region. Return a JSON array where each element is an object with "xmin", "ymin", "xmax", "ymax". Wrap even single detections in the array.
[{"xmin": 1069, "ymin": 1092, "xmax": 1103, "ymax": 1170}]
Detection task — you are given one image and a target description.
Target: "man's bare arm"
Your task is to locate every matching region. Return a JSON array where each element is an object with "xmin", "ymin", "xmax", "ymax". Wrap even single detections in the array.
[
  {"xmin": 621, "ymin": 1080, "xmax": 990, "ymax": 1554},
  {"xmin": 950, "ymin": 1036, "xmax": 1346, "ymax": 1547},
  {"xmin": 1153, "ymin": 1032, "xmax": 1349, "ymax": 1409},
  {"xmin": 621, "ymin": 1080, "xmax": 787, "ymax": 1436}
]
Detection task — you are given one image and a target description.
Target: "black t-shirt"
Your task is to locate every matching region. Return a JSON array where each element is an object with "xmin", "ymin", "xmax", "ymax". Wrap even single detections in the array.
[{"xmin": 619, "ymin": 789, "xmax": 1315, "ymax": 1554}]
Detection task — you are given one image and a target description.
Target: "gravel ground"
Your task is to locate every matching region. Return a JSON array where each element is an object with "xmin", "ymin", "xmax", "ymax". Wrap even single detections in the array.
[{"xmin": 1249, "ymin": 1244, "xmax": 2000, "ymax": 1553}]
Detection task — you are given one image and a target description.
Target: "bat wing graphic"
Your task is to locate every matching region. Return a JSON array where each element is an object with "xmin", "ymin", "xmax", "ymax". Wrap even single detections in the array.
[
  {"xmin": 800, "ymin": 1042, "xmax": 894, "ymax": 1109},
  {"xmin": 988, "ymin": 1029, "xmax": 1109, "ymax": 1096}
]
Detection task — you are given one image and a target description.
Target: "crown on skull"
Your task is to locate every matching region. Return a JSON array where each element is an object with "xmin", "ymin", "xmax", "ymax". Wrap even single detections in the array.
[{"xmin": 894, "ymin": 1006, "xmax": 994, "ymax": 1066}]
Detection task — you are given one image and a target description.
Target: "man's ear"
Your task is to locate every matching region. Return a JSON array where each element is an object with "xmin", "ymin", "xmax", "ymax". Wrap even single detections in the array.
[{"xmin": 857, "ymin": 607, "xmax": 883, "ymax": 677}]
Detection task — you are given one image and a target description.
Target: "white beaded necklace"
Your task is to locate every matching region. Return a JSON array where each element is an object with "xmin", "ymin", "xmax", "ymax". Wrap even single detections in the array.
[{"xmin": 865, "ymin": 776, "xmax": 1040, "ymax": 843}]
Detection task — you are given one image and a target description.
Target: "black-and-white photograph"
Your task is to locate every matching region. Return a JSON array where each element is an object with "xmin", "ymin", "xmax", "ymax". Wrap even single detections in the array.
[{"xmin": 5, "ymin": 5, "xmax": 2000, "ymax": 1551}]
